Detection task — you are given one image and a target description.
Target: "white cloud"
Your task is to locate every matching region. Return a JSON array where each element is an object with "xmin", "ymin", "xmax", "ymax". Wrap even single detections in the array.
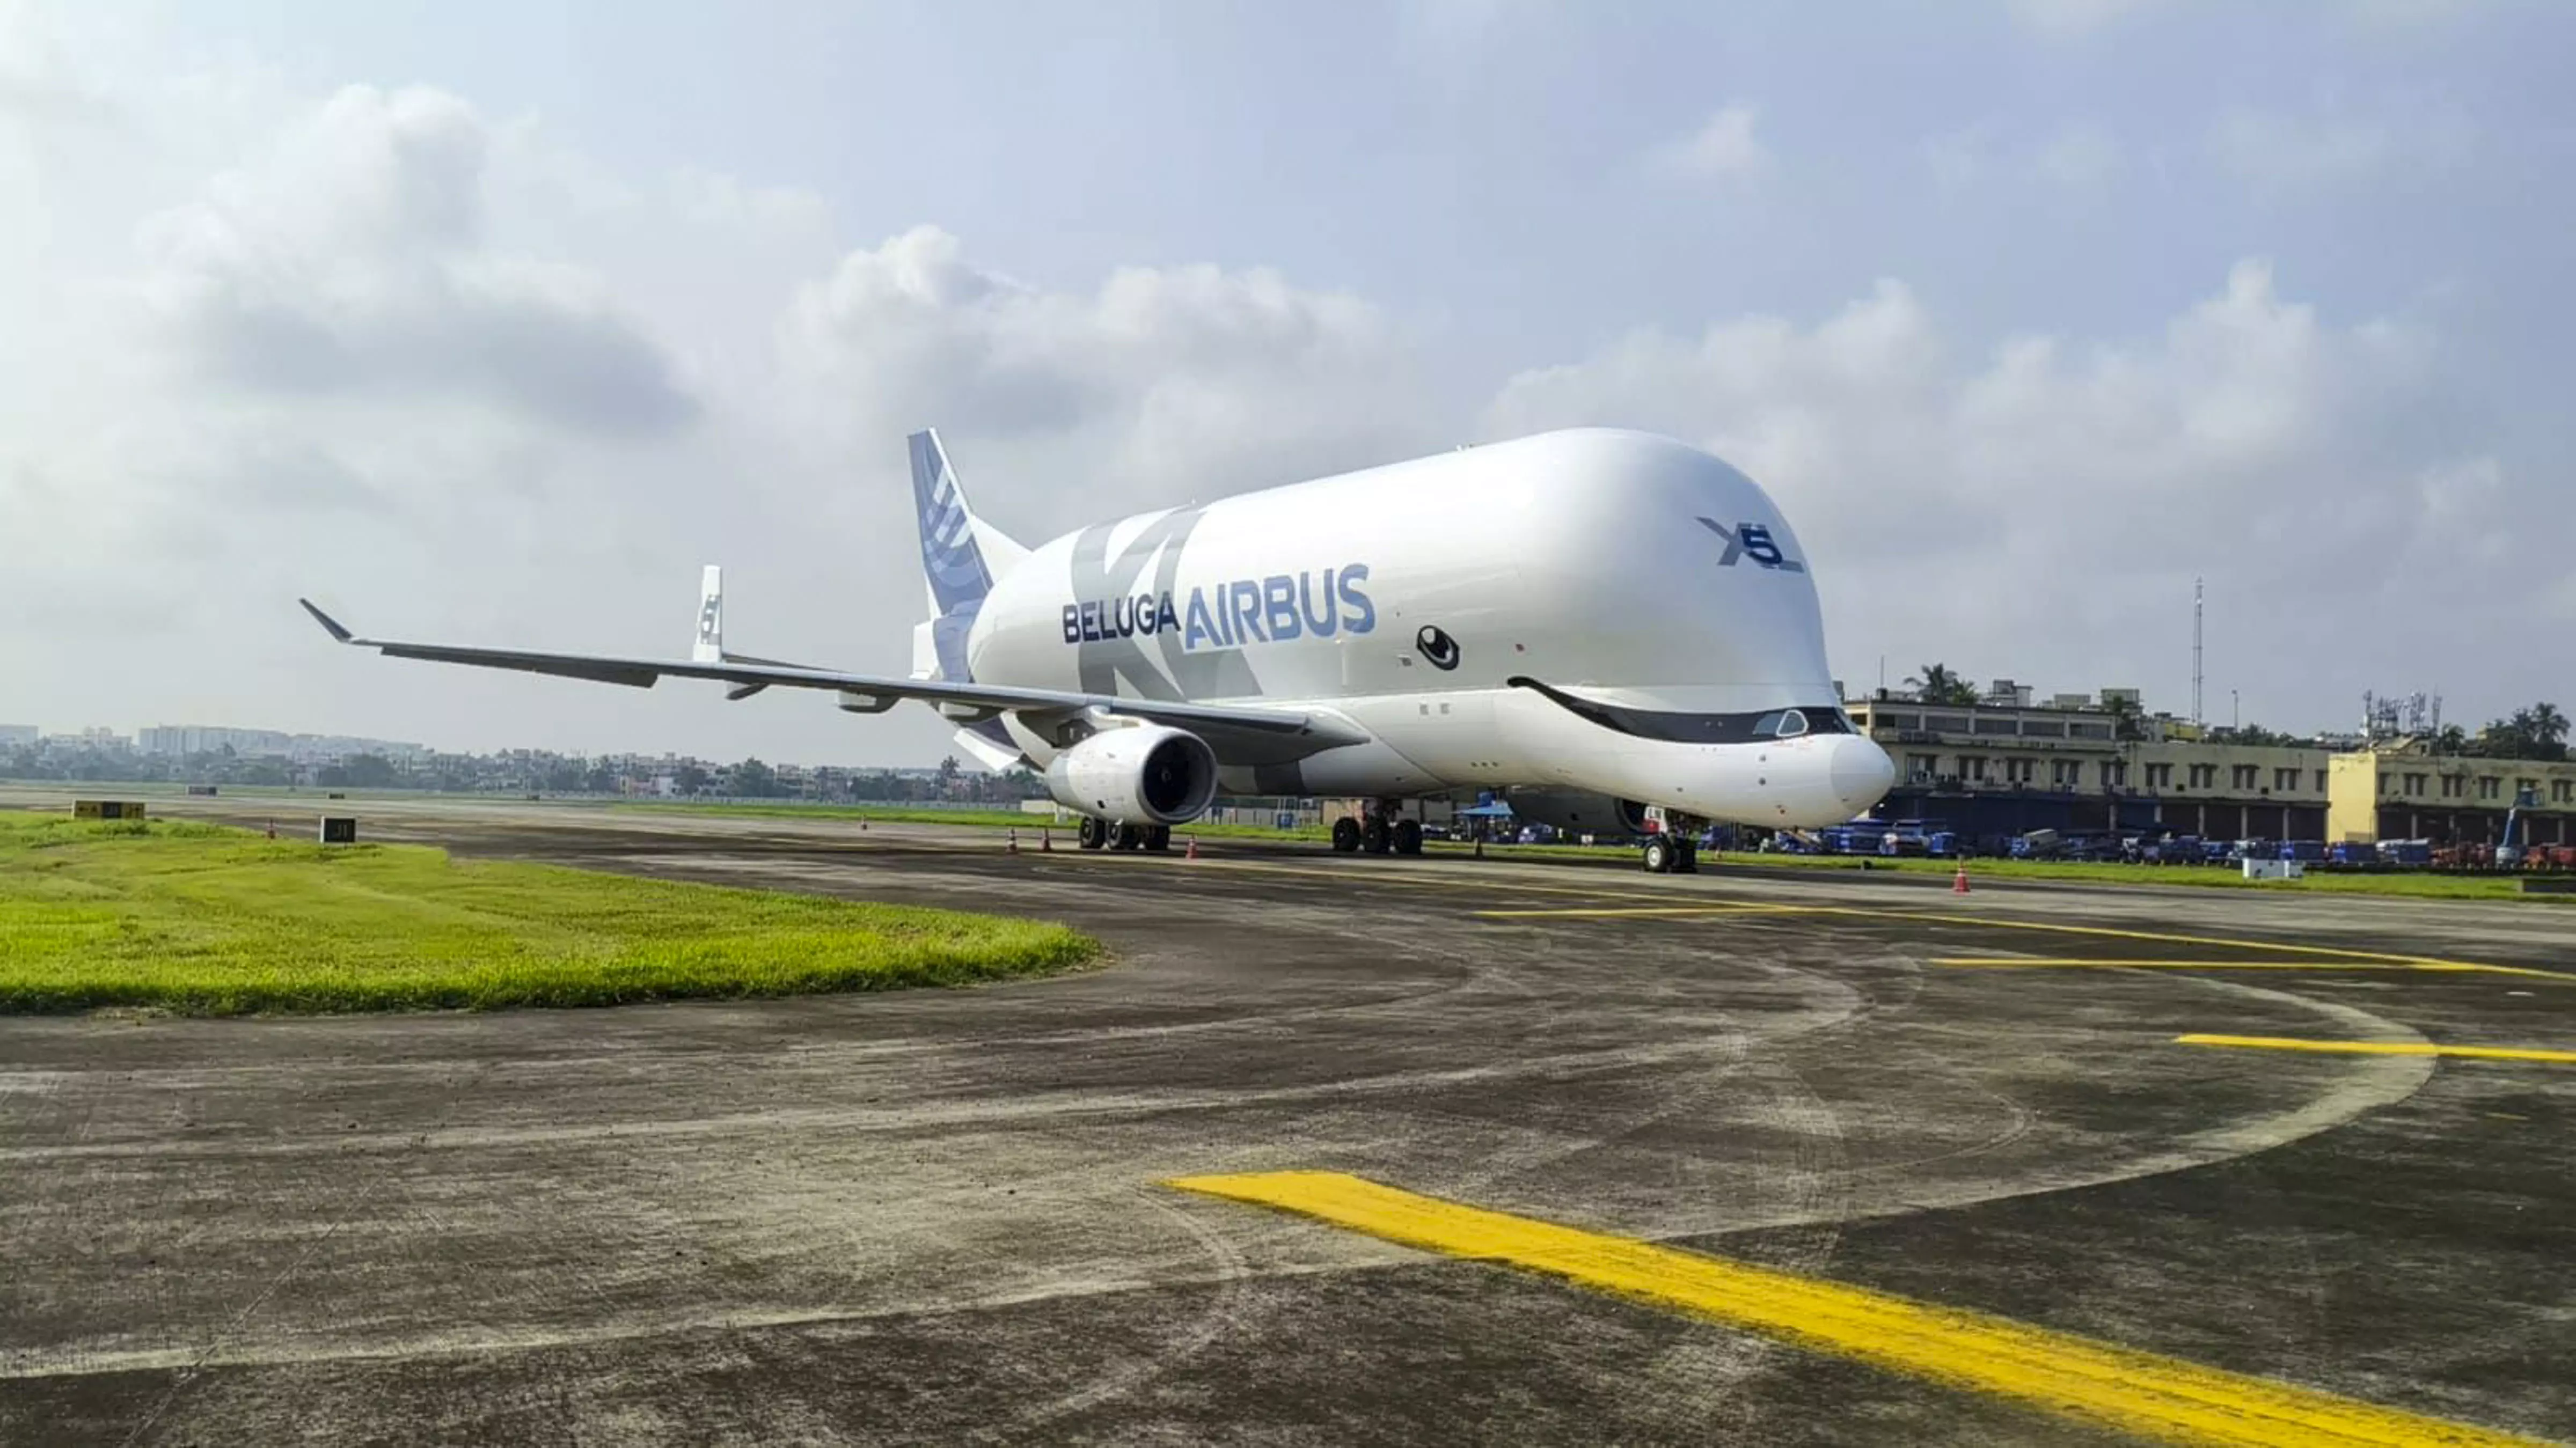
[
  {"xmin": 135, "ymin": 84, "xmax": 697, "ymax": 435},
  {"xmin": 1651, "ymin": 103, "xmax": 1769, "ymax": 180},
  {"xmin": 778, "ymin": 225, "xmax": 1436, "ymax": 536},
  {"xmin": 1482, "ymin": 261, "xmax": 2528, "ymax": 716}
]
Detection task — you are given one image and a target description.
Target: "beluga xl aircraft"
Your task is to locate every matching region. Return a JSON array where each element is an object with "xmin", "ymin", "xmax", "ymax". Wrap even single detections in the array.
[{"xmin": 302, "ymin": 428, "xmax": 1895, "ymax": 873}]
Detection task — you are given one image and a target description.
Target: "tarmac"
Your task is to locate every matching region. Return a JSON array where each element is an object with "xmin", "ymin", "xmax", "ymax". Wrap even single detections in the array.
[{"xmin": 2, "ymin": 792, "xmax": 2571, "ymax": 1445}]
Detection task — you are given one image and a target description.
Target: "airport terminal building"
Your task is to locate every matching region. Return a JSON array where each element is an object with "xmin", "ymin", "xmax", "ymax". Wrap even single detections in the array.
[{"xmin": 1844, "ymin": 690, "xmax": 2575, "ymax": 848}]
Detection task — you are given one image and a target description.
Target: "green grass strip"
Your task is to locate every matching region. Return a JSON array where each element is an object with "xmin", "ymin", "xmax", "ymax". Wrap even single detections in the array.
[{"xmin": 0, "ymin": 814, "xmax": 1098, "ymax": 1015}]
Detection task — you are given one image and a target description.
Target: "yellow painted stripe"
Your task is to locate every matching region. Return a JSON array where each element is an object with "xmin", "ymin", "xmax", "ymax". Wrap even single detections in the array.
[
  {"xmin": 1933, "ymin": 957, "xmax": 2572, "ymax": 981},
  {"xmin": 1933, "ymin": 957, "xmax": 2411, "ymax": 971},
  {"xmin": 2178, "ymin": 1034, "xmax": 2576, "ymax": 1064},
  {"xmin": 1172, "ymin": 1171, "xmax": 2543, "ymax": 1447},
  {"xmin": 1474, "ymin": 904, "xmax": 1824, "ymax": 919}
]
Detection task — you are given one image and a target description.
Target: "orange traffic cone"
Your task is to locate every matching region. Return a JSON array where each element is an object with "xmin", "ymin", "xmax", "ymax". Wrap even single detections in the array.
[
  {"xmin": 1185, "ymin": 836, "xmax": 1199, "ymax": 861},
  {"xmin": 1952, "ymin": 861, "xmax": 1970, "ymax": 895},
  {"xmin": 1007, "ymin": 828, "xmax": 1019, "ymax": 854}
]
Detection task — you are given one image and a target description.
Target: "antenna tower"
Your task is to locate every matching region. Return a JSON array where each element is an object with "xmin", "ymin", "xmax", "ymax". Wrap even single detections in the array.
[{"xmin": 2192, "ymin": 578, "xmax": 2204, "ymax": 727}]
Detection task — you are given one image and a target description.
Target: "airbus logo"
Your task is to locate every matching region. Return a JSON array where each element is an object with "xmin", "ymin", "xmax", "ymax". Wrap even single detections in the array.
[{"xmin": 1697, "ymin": 518, "xmax": 1805, "ymax": 574}]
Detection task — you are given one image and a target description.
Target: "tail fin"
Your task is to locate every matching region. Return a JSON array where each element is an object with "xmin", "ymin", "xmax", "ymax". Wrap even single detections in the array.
[
  {"xmin": 909, "ymin": 429, "xmax": 1028, "ymax": 621},
  {"xmin": 692, "ymin": 565, "xmax": 726, "ymax": 663},
  {"xmin": 906, "ymin": 430, "xmax": 1030, "ymax": 769},
  {"xmin": 907, "ymin": 430, "xmax": 1028, "ymax": 685}
]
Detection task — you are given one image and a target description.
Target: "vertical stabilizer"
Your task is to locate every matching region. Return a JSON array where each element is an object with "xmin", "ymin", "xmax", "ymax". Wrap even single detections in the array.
[
  {"xmin": 906, "ymin": 429, "xmax": 1028, "ymax": 681},
  {"xmin": 905, "ymin": 430, "xmax": 1031, "ymax": 768}
]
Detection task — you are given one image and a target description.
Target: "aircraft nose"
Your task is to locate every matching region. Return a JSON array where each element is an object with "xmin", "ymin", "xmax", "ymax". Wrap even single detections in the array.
[{"xmin": 1831, "ymin": 734, "xmax": 1897, "ymax": 810}]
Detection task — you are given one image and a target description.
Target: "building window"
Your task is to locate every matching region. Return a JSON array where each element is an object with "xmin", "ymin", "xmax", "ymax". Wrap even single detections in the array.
[
  {"xmin": 2478, "ymin": 776, "xmax": 2500, "ymax": 800},
  {"xmin": 2005, "ymin": 758, "xmax": 2035, "ymax": 784},
  {"xmin": 2314, "ymin": 770, "xmax": 2327, "ymax": 792},
  {"xmin": 2441, "ymin": 775, "xmax": 2464, "ymax": 799},
  {"xmin": 2069, "ymin": 722, "xmax": 2113, "ymax": 740},
  {"xmin": 2189, "ymin": 763, "xmax": 2216, "ymax": 789},
  {"xmin": 2519, "ymin": 778, "xmax": 2541, "ymax": 800},
  {"xmin": 2145, "ymin": 762, "xmax": 2173, "ymax": 789},
  {"xmin": 2556, "ymin": 781, "xmax": 2574, "ymax": 804},
  {"xmin": 2403, "ymin": 773, "xmax": 2426, "ymax": 797},
  {"xmin": 1974, "ymin": 716, "xmax": 2019, "ymax": 736},
  {"xmin": 1926, "ymin": 715, "xmax": 1971, "ymax": 733},
  {"xmin": 2101, "ymin": 761, "xmax": 2127, "ymax": 788},
  {"xmin": 2052, "ymin": 759, "xmax": 2081, "ymax": 786},
  {"xmin": 2274, "ymin": 768, "xmax": 2300, "ymax": 792},
  {"xmin": 2231, "ymin": 765, "xmax": 2258, "ymax": 790},
  {"xmin": 1959, "ymin": 755, "xmax": 1987, "ymax": 781},
  {"xmin": 1907, "ymin": 753, "xmax": 1937, "ymax": 782}
]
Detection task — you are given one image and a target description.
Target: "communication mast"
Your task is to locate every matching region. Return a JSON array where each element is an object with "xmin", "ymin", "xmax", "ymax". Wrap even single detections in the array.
[{"xmin": 2192, "ymin": 578, "xmax": 2204, "ymax": 727}]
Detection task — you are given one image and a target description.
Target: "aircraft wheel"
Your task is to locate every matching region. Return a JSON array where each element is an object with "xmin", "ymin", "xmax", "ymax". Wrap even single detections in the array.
[
  {"xmin": 1363, "ymin": 815, "xmax": 1393, "ymax": 856},
  {"xmin": 1115, "ymin": 822, "xmax": 1146, "ymax": 851},
  {"xmin": 1331, "ymin": 817, "xmax": 1362, "ymax": 854},
  {"xmin": 1642, "ymin": 836, "xmax": 1674, "ymax": 874},
  {"xmin": 1673, "ymin": 840, "xmax": 1699, "ymax": 874},
  {"xmin": 1145, "ymin": 825, "xmax": 1172, "ymax": 853},
  {"xmin": 1078, "ymin": 817, "xmax": 1108, "ymax": 851},
  {"xmin": 1393, "ymin": 819, "xmax": 1423, "ymax": 856}
]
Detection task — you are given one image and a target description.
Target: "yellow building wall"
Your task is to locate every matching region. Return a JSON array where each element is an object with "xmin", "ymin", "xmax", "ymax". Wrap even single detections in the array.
[{"xmin": 2327, "ymin": 754, "xmax": 2382, "ymax": 842}]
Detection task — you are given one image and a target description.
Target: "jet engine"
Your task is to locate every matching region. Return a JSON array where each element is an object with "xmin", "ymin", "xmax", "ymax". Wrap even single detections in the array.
[
  {"xmin": 1502, "ymin": 787, "xmax": 1650, "ymax": 837},
  {"xmin": 1043, "ymin": 724, "xmax": 1221, "ymax": 825}
]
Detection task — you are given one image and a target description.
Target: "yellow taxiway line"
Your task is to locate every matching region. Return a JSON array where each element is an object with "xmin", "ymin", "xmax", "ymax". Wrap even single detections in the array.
[
  {"xmin": 1170, "ymin": 1170, "xmax": 2547, "ymax": 1447},
  {"xmin": 1930, "ymin": 956, "xmax": 2574, "ymax": 981},
  {"xmin": 2177, "ymin": 1034, "xmax": 2576, "ymax": 1064},
  {"xmin": 1466, "ymin": 901, "xmax": 2567, "ymax": 980}
]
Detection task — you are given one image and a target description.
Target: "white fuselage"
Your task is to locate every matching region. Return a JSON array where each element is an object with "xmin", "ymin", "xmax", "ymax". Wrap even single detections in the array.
[{"xmin": 966, "ymin": 429, "xmax": 1893, "ymax": 827}]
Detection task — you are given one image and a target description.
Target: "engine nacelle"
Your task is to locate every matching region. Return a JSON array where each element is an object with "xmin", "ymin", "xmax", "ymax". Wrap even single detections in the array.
[
  {"xmin": 1043, "ymin": 724, "xmax": 1220, "ymax": 826},
  {"xmin": 1503, "ymin": 788, "xmax": 1649, "ymax": 837}
]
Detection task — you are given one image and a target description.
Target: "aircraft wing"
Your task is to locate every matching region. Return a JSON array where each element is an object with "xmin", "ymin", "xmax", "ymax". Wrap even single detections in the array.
[{"xmin": 298, "ymin": 600, "xmax": 1368, "ymax": 759}]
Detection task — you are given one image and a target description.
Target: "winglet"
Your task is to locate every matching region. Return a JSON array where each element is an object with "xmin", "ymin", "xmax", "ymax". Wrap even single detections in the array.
[
  {"xmin": 299, "ymin": 598, "xmax": 354, "ymax": 643},
  {"xmin": 693, "ymin": 565, "xmax": 724, "ymax": 664}
]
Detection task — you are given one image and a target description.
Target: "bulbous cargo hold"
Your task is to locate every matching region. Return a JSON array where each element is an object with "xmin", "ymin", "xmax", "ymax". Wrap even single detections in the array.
[{"xmin": 965, "ymin": 429, "xmax": 1840, "ymax": 722}]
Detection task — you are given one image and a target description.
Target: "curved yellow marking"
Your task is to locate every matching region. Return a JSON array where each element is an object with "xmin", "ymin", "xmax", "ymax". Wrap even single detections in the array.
[
  {"xmin": 2178, "ymin": 1034, "xmax": 2576, "ymax": 1064},
  {"xmin": 1171, "ymin": 1171, "xmax": 2550, "ymax": 1447}
]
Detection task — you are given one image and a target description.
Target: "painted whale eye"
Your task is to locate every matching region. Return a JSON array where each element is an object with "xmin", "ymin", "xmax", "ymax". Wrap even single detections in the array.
[{"xmin": 1416, "ymin": 625, "xmax": 1461, "ymax": 671}]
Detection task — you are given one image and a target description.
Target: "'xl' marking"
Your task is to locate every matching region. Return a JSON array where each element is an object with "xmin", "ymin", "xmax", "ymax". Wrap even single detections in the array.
[{"xmin": 1696, "ymin": 518, "xmax": 1805, "ymax": 574}]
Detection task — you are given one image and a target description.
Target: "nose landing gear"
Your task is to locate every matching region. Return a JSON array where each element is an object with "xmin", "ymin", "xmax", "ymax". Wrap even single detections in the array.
[{"xmin": 1641, "ymin": 808, "xmax": 1704, "ymax": 874}]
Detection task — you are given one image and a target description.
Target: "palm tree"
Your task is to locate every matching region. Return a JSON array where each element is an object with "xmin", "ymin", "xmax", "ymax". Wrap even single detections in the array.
[
  {"xmin": 1904, "ymin": 664, "xmax": 1978, "ymax": 706},
  {"xmin": 2528, "ymin": 702, "xmax": 2569, "ymax": 759},
  {"xmin": 2102, "ymin": 694, "xmax": 2146, "ymax": 742}
]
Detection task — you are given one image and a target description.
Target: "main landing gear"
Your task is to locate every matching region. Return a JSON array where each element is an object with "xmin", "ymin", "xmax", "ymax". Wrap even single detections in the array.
[
  {"xmin": 1329, "ymin": 801, "xmax": 1423, "ymax": 857},
  {"xmin": 1076, "ymin": 817, "xmax": 1172, "ymax": 852}
]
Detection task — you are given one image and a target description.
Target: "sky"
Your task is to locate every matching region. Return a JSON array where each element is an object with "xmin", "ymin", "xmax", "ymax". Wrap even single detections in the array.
[{"xmin": 3, "ymin": 0, "xmax": 2571, "ymax": 766}]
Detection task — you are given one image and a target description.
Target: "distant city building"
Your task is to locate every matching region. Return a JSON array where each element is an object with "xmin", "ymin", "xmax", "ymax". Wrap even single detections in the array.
[
  {"xmin": 135, "ymin": 725, "xmax": 427, "ymax": 763},
  {"xmin": 0, "ymin": 724, "xmax": 36, "ymax": 748}
]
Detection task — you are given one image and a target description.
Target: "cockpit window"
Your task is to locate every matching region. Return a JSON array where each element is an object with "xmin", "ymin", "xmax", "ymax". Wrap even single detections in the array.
[{"xmin": 1509, "ymin": 678, "xmax": 1851, "ymax": 744}]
